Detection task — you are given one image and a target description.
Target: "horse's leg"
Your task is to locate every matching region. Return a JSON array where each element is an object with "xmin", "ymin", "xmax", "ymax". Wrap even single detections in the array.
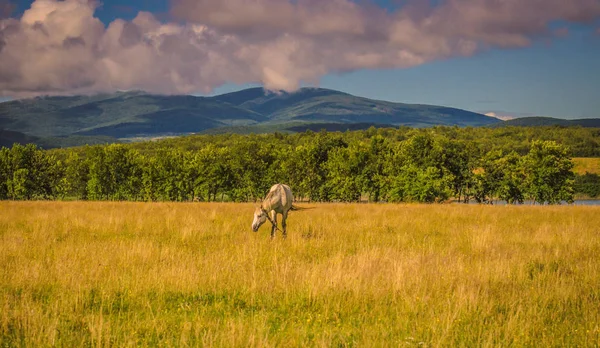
[
  {"xmin": 270, "ymin": 211, "xmax": 277, "ymax": 239},
  {"xmin": 282, "ymin": 210, "xmax": 288, "ymax": 239}
]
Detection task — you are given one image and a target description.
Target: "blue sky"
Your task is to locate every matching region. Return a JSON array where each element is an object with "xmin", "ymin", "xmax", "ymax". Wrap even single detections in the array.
[
  {"xmin": 321, "ymin": 33, "xmax": 600, "ymax": 119},
  {"xmin": 4, "ymin": 0, "xmax": 600, "ymax": 119}
]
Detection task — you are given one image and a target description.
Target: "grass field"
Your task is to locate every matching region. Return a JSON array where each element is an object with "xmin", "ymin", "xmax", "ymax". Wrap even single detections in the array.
[
  {"xmin": 573, "ymin": 157, "xmax": 600, "ymax": 175},
  {"xmin": 1, "ymin": 202, "xmax": 599, "ymax": 347}
]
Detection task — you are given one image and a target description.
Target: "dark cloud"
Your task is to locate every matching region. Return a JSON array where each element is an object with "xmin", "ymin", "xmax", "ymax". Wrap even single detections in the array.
[
  {"xmin": 0, "ymin": 1, "xmax": 15, "ymax": 19},
  {"xmin": 63, "ymin": 36, "xmax": 85, "ymax": 48},
  {"xmin": 118, "ymin": 21, "xmax": 142, "ymax": 47}
]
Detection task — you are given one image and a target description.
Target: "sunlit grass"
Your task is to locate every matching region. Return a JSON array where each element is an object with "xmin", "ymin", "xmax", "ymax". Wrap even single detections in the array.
[
  {"xmin": 1, "ymin": 202, "xmax": 599, "ymax": 346},
  {"xmin": 573, "ymin": 157, "xmax": 600, "ymax": 175}
]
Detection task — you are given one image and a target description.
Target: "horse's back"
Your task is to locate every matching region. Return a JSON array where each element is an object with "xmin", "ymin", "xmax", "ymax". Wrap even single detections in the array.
[{"xmin": 266, "ymin": 184, "xmax": 294, "ymax": 213}]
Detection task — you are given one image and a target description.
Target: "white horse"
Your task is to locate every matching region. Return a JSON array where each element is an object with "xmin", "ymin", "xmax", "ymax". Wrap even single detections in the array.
[{"xmin": 252, "ymin": 184, "xmax": 295, "ymax": 238}]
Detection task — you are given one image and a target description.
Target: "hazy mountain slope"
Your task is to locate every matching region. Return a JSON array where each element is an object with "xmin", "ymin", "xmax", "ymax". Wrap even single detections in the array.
[
  {"xmin": 497, "ymin": 117, "xmax": 600, "ymax": 127},
  {"xmin": 1, "ymin": 87, "xmax": 501, "ymax": 141},
  {"xmin": 0, "ymin": 92, "xmax": 146, "ymax": 137},
  {"xmin": 213, "ymin": 88, "xmax": 350, "ymax": 116},
  {"xmin": 213, "ymin": 88, "xmax": 499, "ymax": 127},
  {"xmin": 198, "ymin": 121, "xmax": 395, "ymax": 135},
  {"xmin": 0, "ymin": 92, "xmax": 266, "ymax": 137},
  {"xmin": 0, "ymin": 129, "xmax": 41, "ymax": 148},
  {"xmin": 209, "ymin": 87, "xmax": 271, "ymax": 107}
]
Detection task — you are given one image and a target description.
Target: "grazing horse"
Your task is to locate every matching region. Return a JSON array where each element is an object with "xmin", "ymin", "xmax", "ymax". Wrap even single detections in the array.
[{"xmin": 252, "ymin": 184, "xmax": 295, "ymax": 238}]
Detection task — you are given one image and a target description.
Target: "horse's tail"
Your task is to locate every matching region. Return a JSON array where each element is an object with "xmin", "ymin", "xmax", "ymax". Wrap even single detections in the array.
[{"xmin": 290, "ymin": 204, "xmax": 314, "ymax": 211}]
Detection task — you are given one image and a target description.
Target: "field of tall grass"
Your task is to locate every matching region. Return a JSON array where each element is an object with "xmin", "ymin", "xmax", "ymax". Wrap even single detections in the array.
[
  {"xmin": 1, "ymin": 201, "xmax": 599, "ymax": 346},
  {"xmin": 573, "ymin": 157, "xmax": 600, "ymax": 175}
]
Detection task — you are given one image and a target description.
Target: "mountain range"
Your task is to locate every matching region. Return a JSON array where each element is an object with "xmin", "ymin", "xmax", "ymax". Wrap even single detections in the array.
[
  {"xmin": 0, "ymin": 87, "xmax": 597, "ymax": 148},
  {"xmin": 0, "ymin": 88, "xmax": 498, "ymax": 144},
  {"xmin": 494, "ymin": 117, "xmax": 600, "ymax": 128}
]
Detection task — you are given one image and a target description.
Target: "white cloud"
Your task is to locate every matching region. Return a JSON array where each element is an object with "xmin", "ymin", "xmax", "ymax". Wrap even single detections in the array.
[
  {"xmin": 485, "ymin": 112, "xmax": 515, "ymax": 121},
  {"xmin": 1, "ymin": 0, "xmax": 599, "ymax": 97}
]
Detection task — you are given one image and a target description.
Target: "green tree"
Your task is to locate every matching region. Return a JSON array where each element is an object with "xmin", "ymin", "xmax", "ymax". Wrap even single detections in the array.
[
  {"xmin": 229, "ymin": 140, "xmax": 277, "ymax": 202},
  {"xmin": 386, "ymin": 132, "xmax": 453, "ymax": 203},
  {"xmin": 86, "ymin": 146, "xmax": 111, "ymax": 200},
  {"xmin": 62, "ymin": 151, "xmax": 89, "ymax": 200},
  {"xmin": 293, "ymin": 132, "xmax": 347, "ymax": 202},
  {"xmin": 141, "ymin": 155, "xmax": 161, "ymax": 201},
  {"xmin": 4, "ymin": 144, "xmax": 57, "ymax": 200},
  {"xmin": 523, "ymin": 141, "xmax": 574, "ymax": 204},
  {"xmin": 388, "ymin": 165, "xmax": 452, "ymax": 203},
  {"xmin": 362, "ymin": 136, "xmax": 391, "ymax": 202},
  {"xmin": 9, "ymin": 168, "xmax": 29, "ymax": 200},
  {"xmin": 0, "ymin": 147, "xmax": 12, "ymax": 199},
  {"xmin": 574, "ymin": 173, "xmax": 600, "ymax": 198},
  {"xmin": 324, "ymin": 145, "xmax": 366, "ymax": 202},
  {"xmin": 194, "ymin": 146, "xmax": 235, "ymax": 202},
  {"xmin": 494, "ymin": 152, "xmax": 526, "ymax": 204},
  {"xmin": 438, "ymin": 138, "xmax": 478, "ymax": 203}
]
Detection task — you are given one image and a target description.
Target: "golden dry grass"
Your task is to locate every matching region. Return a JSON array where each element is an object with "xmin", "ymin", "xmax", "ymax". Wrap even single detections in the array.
[
  {"xmin": 573, "ymin": 157, "xmax": 600, "ymax": 175},
  {"xmin": 1, "ymin": 201, "xmax": 599, "ymax": 346}
]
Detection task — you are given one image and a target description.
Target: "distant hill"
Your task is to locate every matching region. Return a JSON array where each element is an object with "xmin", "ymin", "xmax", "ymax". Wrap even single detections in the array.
[
  {"xmin": 212, "ymin": 88, "xmax": 498, "ymax": 127},
  {"xmin": 0, "ymin": 91, "xmax": 265, "ymax": 138},
  {"xmin": 497, "ymin": 117, "xmax": 600, "ymax": 128},
  {"xmin": 0, "ymin": 88, "xmax": 501, "ymax": 146},
  {"xmin": 199, "ymin": 122, "xmax": 396, "ymax": 135},
  {"xmin": 0, "ymin": 129, "xmax": 40, "ymax": 148},
  {"xmin": 0, "ymin": 128, "xmax": 119, "ymax": 149},
  {"xmin": 285, "ymin": 122, "xmax": 396, "ymax": 133}
]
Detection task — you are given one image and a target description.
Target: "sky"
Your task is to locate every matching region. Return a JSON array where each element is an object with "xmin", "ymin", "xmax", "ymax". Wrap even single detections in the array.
[{"xmin": 1, "ymin": 0, "xmax": 599, "ymax": 119}]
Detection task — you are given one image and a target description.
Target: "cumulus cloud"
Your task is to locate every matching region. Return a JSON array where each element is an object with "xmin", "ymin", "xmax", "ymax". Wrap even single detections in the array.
[
  {"xmin": 0, "ymin": 0, "xmax": 258, "ymax": 96},
  {"xmin": 1, "ymin": 0, "xmax": 600, "ymax": 97}
]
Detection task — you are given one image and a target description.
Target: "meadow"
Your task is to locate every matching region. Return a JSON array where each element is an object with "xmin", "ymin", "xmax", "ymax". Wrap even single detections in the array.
[
  {"xmin": 573, "ymin": 157, "xmax": 600, "ymax": 175},
  {"xmin": 1, "ymin": 202, "xmax": 599, "ymax": 347}
]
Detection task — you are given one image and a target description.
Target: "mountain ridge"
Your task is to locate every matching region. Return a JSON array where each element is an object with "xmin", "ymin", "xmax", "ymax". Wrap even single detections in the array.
[
  {"xmin": 494, "ymin": 116, "xmax": 600, "ymax": 128},
  {"xmin": 1, "ymin": 87, "xmax": 501, "ymax": 145}
]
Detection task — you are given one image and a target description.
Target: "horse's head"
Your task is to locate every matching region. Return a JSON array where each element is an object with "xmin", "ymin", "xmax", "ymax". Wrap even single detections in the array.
[{"xmin": 252, "ymin": 207, "xmax": 268, "ymax": 232}]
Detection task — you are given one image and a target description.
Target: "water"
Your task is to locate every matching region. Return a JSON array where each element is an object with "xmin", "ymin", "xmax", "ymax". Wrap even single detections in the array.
[
  {"xmin": 465, "ymin": 200, "xmax": 600, "ymax": 206},
  {"xmin": 572, "ymin": 200, "xmax": 600, "ymax": 206}
]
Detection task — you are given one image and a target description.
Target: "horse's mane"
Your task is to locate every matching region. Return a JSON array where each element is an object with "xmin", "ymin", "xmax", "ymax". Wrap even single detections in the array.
[
  {"xmin": 263, "ymin": 189, "xmax": 277, "ymax": 201},
  {"xmin": 260, "ymin": 186, "xmax": 280, "ymax": 210},
  {"xmin": 261, "ymin": 189, "xmax": 277, "ymax": 206}
]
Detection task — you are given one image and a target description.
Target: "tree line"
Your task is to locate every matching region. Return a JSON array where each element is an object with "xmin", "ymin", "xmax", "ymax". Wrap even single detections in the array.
[{"xmin": 0, "ymin": 126, "xmax": 592, "ymax": 204}]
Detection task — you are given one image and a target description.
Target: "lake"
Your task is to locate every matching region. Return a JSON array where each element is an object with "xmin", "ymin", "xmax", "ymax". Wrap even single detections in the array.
[{"xmin": 463, "ymin": 200, "xmax": 600, "ymax": 206}]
